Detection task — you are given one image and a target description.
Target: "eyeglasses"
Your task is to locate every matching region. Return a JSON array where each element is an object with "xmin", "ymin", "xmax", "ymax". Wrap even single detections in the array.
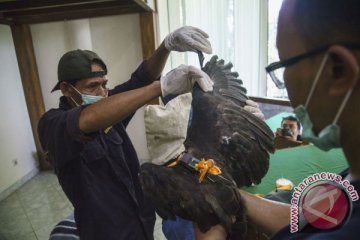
[
  {"xmin": 266, "ymin": 42, "xmax": 360, "ymax": 89},
  {"xmin": 70, "ymin": 83, "xmax": 109, "ymax": 96},
  {"xmin": 83, "ymin": 84, "xmax": 109, "ymax": 95}
]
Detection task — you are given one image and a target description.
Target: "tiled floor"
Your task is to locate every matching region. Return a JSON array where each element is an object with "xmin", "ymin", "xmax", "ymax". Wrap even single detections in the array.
[{"xmin": 0, "ymin": 171, "xmax": 166, "ymax": 240}]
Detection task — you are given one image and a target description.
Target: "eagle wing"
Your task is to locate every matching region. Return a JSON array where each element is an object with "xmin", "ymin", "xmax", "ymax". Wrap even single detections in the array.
[
  {"xmin": 139, "ymin": 55, "xmax": 274, "ymax": 234},
  {"xmin": 185, "ymin": 55, "xmax": 274, "ymax": 187}
]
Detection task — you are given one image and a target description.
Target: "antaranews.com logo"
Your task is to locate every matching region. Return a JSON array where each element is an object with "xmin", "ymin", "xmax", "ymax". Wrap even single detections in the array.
[{"xmin": 290, "ymin": 172, "xmax": 359, "ymax": 233}]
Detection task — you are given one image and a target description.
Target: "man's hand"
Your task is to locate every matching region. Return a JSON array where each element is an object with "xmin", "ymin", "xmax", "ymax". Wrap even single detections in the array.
[
  {"xmin": 244, "ymin": 99, "xmax": 265, "ymax": 121},
  {"xmin": 164, "ymin": 26, "xmax": 212, "ymax": 54},
  {"xmin": 160, "ymin": 65, "xmax": 213, "ymax": 96}
]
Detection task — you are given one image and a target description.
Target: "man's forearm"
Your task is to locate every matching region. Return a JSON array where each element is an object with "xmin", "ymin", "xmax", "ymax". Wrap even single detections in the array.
[
  {"xmin": 239, "ymin": 189, "xmax": 290, "ymax": 236},
  {"xmin": 143, "ymin": 41, "xmax": 170, "ymax": 81},
  {"xmin": 79, "ymin": 81, "xmax": 161, "ymax": 133}
]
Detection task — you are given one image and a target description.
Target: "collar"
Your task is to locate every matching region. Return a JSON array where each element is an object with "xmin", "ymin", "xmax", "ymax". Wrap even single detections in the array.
[
  {"xmin": 59, "ymin": 96, "xmax": 73, "ymax": 110},
  {"xmin": 166, "ymin": 152, "xmax": 234, "ymax": 184}
]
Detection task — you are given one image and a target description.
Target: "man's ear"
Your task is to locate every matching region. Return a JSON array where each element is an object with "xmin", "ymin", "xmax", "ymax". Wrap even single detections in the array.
[
  {"xmin": 59, "ymin": 82, "xmax": 71, "ymax": 97},
  {"xmin": 327, "ymin": 45, "xmax": 360, "ymax": 96}
]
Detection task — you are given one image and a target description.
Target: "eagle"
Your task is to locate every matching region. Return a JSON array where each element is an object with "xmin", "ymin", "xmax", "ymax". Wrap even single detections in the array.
[{"xmin": 139, "ymin": 54, "xmax": 274, "ymax": 236}]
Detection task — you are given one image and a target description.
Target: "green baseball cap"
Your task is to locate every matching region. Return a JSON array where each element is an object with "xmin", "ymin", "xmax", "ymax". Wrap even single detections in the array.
[{"xmin": 51, "ymin": 49, "xmax": 107, "ymax": 92}]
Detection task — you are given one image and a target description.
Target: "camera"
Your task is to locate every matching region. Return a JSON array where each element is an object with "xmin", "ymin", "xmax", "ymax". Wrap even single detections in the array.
[{"xmin": 281, "ymin": 128, "xmax": 293, "ymax": 137}]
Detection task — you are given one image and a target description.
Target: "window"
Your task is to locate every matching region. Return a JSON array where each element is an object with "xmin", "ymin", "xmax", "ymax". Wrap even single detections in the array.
[
  {"xmin": 267, "ymin": 0, "xmax": 288, "ymax": 98},
  {"xmin": 158, "ymin": 0, "xmax": 287, "ymax": 98}
]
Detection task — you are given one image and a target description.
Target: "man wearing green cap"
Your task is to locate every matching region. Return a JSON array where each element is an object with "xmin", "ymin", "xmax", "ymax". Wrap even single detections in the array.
[{"xmin": 38, "ymin": 26, "xmax": 213, "ymax": 240}]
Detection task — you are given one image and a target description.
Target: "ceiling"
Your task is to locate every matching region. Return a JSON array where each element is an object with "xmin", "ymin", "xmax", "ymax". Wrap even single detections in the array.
[{"xmin": 0, "ymin": 0, "xmax": 153, "ymax": 24}]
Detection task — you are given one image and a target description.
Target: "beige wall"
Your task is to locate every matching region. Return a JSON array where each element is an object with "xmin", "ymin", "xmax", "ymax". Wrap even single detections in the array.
[
  {"xmin": 0, "ymin": 25, "xmax": 39, "ymax": 198},
  {"xmin": 89, "ymin": 15, "xmax": 149, "ymax": 161}
]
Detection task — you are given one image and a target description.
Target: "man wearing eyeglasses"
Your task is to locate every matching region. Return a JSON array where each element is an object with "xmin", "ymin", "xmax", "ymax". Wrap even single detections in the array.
[
  {"xmin": 37, "ymin": 26, "xmax": 214, "ymax": 240},
  {"xmin": 197, "ymin": 0, "xmax": 360, "ymax": 239}
]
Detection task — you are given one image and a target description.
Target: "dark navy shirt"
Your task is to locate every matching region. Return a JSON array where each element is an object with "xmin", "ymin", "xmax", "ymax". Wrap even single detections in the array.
[
  {"xmin": 38, "ymin": 61, "xmax": 156, "ymax": 240},
  {"xmin": 272, "ymin": 169, "xmax": 360, "ymax": 240}
]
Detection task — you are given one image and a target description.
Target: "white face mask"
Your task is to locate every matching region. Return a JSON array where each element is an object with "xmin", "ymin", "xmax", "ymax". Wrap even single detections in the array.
[
  {"xmin": 293, "ymin": 54, "xmax": 353, "ymax": 151},
  {"xmin": 70, "ymin": 85, "xmax": 106, "ymax": 106}
]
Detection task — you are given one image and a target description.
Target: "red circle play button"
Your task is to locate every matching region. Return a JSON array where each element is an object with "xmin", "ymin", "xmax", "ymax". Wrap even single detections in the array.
[{"xmin": 301, "ymin": 182, "xmax": 350, "ymax": 229}]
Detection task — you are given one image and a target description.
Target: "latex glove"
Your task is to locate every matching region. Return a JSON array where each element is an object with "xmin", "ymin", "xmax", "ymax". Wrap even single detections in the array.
[
  {"xmin": 244, "ymin": 99, "xmax": 265, "ymax": 121},
  {"xmin": 160, "ymin": 65, "xmax": 213, "ymax": 97},
  {"xmin": 164, "ymin": 26, "xmax": 212, "ymax": 54}
]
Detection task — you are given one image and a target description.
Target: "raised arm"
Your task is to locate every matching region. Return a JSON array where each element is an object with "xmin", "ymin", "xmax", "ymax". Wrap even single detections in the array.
[
  {"xmin": 143, "ymin": 25, "xmax": 213, "ymax": 81},
  {"xmin": 79, "ymin": 81, "xmax": 162, "ymax": 133},
  {"xmin": 143, "ymin": 42, "xmax": 170, "ymax": 81},
  {"xmin": 78, "ymin": 26, "xmax": 213, "ymax": 133}
]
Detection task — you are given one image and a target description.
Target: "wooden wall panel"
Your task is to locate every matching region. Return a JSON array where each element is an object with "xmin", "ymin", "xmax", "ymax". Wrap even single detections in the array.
[
  {"xmin": 140, "ymin": 10, "xmax": 160, "ymax": 104},
  {"xmin": 11, "ymin": 24, "xmax": 51, "ymax": 170},
  {"xmin": 0, "ymin": 0, "xmax": 151, "ymax": 25},
  {"xmin": 139, "ymin": 11, "xmax": 159, "ymax": 59}
]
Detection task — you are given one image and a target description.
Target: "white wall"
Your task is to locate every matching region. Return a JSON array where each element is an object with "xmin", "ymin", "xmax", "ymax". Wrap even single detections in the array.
[
  {"xmin": 0, "ymin": 25, "xmax": 38, "ymax": 196},
  {"xmin": 31, "ymin": 22, "xmax": 67, "ymax": 110},
  {"xmin": 31, "ymin": 14, "xmax": 150, "ymax": 161}
]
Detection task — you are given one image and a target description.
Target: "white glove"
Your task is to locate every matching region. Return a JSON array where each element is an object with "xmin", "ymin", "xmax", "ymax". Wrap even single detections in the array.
[
  {"xmin": 160, "ymin": 65, "xmax": 214, "ymax": 97},
  {"xmin": 164, "ymin": 26, "xmax": 212, "ymax": 54},
  {"xmin": 244, "ymin": 99, "xmax": 265, "ymax": 121}
]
